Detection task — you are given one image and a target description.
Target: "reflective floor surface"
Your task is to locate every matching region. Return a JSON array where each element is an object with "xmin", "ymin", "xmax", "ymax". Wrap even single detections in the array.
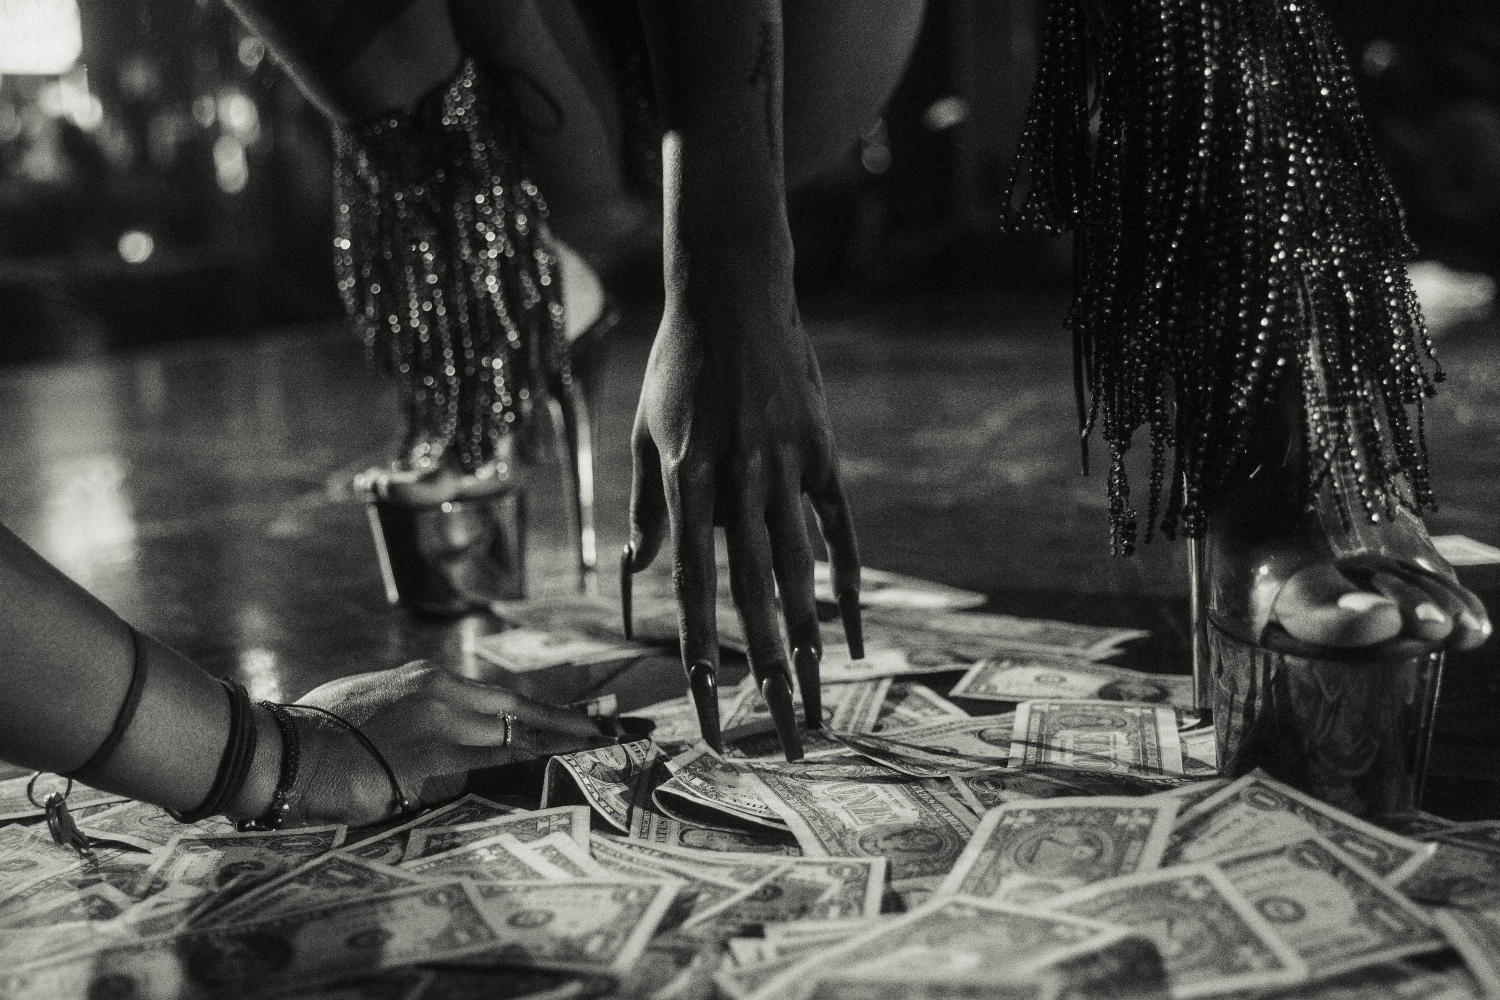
[{"xmin": 2, "ymin": 289, "xmax": 1497, "ymax": 816}]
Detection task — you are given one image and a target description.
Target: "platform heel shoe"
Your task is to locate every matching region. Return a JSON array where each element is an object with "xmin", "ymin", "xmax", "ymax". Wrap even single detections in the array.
[
  {"xmin": 331, "ymin": 57, "xmax": 618, "ymax": 615},
  {"xmin": 1188, "ymin": 451, "xmax": 1488, "ymax": 819},
  {"xmin": 359, "ymin": 303, "xmax": 617, "ymax": 616}
]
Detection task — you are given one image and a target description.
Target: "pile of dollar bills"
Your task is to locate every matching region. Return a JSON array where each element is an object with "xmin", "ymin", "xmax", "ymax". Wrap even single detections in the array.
[{"xmin": 1, "ymin": 583, "xmax": 1497, "ymax": 1000}]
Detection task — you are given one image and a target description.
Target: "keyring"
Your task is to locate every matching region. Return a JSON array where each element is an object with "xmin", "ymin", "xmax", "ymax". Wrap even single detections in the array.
[{"xmin": 26, "ymin": 772, "xmax": 70, "ymax": 810}]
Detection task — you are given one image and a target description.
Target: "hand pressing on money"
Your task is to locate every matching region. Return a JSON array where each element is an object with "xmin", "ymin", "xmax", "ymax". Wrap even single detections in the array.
[{"xmin": 289, "ymin": 661, "xmax": 613, "ymax": 827}]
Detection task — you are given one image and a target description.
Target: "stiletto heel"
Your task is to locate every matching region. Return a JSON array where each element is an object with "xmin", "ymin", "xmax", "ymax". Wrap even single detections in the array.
[
  {"xmin": 549, "ymin": 379, "xmax": 597, "ymax": 595},
  {"xmin": 620, "ymin": 544, "xmax": 634, "ymax": 640},
  {"xmin": 550, "ymin": 296, "xmax": 619, "ymax": 596}
]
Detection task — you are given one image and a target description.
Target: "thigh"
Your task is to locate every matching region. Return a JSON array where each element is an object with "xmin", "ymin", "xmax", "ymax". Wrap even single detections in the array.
[{"xmin": 783, "ymin": 0, "xmax": 927, "ymax": 187}]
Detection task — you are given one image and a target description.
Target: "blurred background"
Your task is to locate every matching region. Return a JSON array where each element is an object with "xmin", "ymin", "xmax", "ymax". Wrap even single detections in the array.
[{"xmin": 1, "ymin": 0, "xmax": 1495, "ymax": 362}]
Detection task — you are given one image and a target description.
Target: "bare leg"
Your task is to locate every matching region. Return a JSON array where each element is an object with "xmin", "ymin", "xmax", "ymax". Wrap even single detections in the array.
[{"xmin": 451, "ymin": 0, "xmax": 654, "ymax": 265}]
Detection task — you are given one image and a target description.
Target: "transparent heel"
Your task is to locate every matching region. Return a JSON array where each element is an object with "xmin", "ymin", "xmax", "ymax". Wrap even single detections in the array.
[
  {"xmin": 365, "ymin": 489, "xmax": 527, "ymax": 616},
  {"xmin": 1190, "ymin": 537, "xmax": 1445, "ymax": 818}
]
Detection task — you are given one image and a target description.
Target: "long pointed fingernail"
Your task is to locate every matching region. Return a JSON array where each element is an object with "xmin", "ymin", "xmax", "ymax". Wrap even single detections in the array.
[
  {"xmin": 1461, "ymin": 611, "xmax": 1489, "ymax": 636},
  {"xmin": 1415, "ymin": 603, "xmax": 1446, "ymax": 624},
  {"xmin": 794, "ymin": 647, "xmax": 822, "ymax": 730},
  {"xmin": 620, "ymin": 544, "xmax": 634, "ymax": 640},
  {"xmin": 760, "ymin": 671, "xmax": 803, "ymax": 762},
  {"xmin": 838, "ymin": 592, "xmax": 864, "ymax": 660},
  {"xmin": 1337, "ymin": 592, "xmax": 1393, "ymax": 613},
  {"xmin": 688, "ymin": 661, "xmax": 722, "ymax": 753}
]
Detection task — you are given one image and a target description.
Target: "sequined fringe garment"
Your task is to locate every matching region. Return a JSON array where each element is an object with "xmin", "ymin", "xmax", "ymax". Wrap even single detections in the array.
[
  {"xmin": 333, "ymin": 58, "xmax": 567, "ymax": 472},
  {"xmin": 1006, "ymin": 0, "xmax": 1443, "ymax": 554}
]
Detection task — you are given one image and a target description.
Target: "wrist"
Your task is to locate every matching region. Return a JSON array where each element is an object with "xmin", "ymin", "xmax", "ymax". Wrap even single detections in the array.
[
  {"xmin": 289, "ymin": 710, "xmax": 395, "ymax": 828},
  {"xmin": 223, "ymin": 704, "xmax": 281, "ymax": 822}
]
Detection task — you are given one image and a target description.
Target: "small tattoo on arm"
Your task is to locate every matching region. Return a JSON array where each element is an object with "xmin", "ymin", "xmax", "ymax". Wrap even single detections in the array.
[{"xmin": 748, "ymin": 20, "xmax": 778, "ymax": 159}]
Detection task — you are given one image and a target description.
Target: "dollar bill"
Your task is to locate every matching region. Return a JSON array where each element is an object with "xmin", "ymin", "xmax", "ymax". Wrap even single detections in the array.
[
  {"xmin": 936, "ymin": 796, "xmax": 1179, "ymax": 904},
  {"xmin": 598, "ymin": 835, "xmax": 798, "ymax": 888},
  {"xmin": 1218, "ymin": 960, "xmax": 1483, "ymax": 1000},
  {"xmin": 1213, "ymin": 834, "xmax": 1445, "ymax": 979},
  {"xmin": 740, "ymin": 760, "xmax": 976, "ymax": 886},
  {"xmin": 465, "ymin": 878, "xmax": 682, "ymax": 975},
  {"xmin": 631, "ymin": 693, "xmax": 742, "ymax": 752},
  {"xmin": 1, "ymin": 881, "xmax": 504, "ymax": 999},
  {"xmin": 338, "ymin": 794, "xmax": 519, "ymax": 867},
  {"xmin": 402, "ymin": 832, "xmax": 574, "ymax": 883},
  {"xmin": 473, "ymin": 626, "xmax": 655, "ymax": 673},
  {"xmin": 1010, "ymin": 699, "xmax": 1184, "ymax": 776},
  {"xmin": 75, "ymin": 800, "xmax": 237, "ymax": 852},
  {"xmin": 0, "ymin": 920, "xmax": 128, "ymax": 972},
  {"xmin": 587, "ymin": 835, "xmax": 753, "ymax": 920},
  {"xmin": 0, "ymin": 775, "xmax": 128, "ymax": 824},
  {"xmin": 950, "ymin": 655, "xmax": 1194, "ymax": 708},
  {"xmin": 144, "ymin": 827, "xmax": 346, "ymax": 902},
  {"xmin": 1149, "ymin": 778, "xmax": 1231, "ymax": 814},
  {"xmin": 1431, "ymin": 908, "xmax": 1500, "ymax": 999},
  {"xmin": 0, "ymin": 829, "xmax": 95, "ymax": 905},
  {"xmin": 684, "ymin": 857, "xmax": 886, "ymax": 932},
  {"xmin": 834, "ymin": 714, "xmax": 1017, "ymax": 777},
  {"xmin": 952, "ymin": 765, "xmax": 1186, "ymax": 814},
  {"xmin": 627, "ymin": 795, "xmax": 804, "ymax": 856},
  {"xmin": 518, "ymin": 832, "xmax": 610, "ymax": 880},
  {"xmin": 867, "ymin": 608, "xmax": 1150, "ymax": 660},
  {"xmin": 1180, "ymin": 727, "xmax": 1218, "ymax": 777},
  {"xmin": 763, "ymin": 917, "xmax": 877, "ymax": 946},
  {"xmin": 194, "ymin": 854, "xmax": 423, "ymax": 929},
  {"xmin": 721, "ymin": 678, "xmax": 890, "ymax": 739},
  {"xmin": 721, "ymin": 725, "xmax": 852, "ymax": 763},
  {"xmin": 542, "ymin": 740, "xmax": 662, "ymax": 833},
  {"xmin": 401, "ymin": 807, "xmax": 590, "ymax": 862},
  {"xmin": 654, "ymin": 744, "xmax": 785, "ymax": 829},
  {"xmin": 1169, "ymin": 771, "xmax": 1434, "ymax": 881},
  {"xmin": 872, "ymin": 682, "xmax": 969, "ymax": 732},
  {"xmin": 0, "ymin": 881, "xmax": 133, "ymax": 929},
  {"xmin": 0, "ymin": 843, "xmax": 162, "ymax": 921},
  {"xmin": 746, "ymin": 895, "xmax": 1144, "ymax": 1000},
  {"xmin": 813, "ymin": 562, "xmax": 987, "ymax": 611},
  {"xmin": 1045, "ymin": 862, "xmax": 1308, "ymax": 998},
  {"xmin": 1399, "ymin": 840, "xmax": 1500, "ymax": 909}
]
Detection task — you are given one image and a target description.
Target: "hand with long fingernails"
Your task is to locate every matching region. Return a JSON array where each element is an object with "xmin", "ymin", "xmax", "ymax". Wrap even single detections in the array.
[{"xmin": 620, "ymin": 0, "xmax": 863, "ymax": 762}]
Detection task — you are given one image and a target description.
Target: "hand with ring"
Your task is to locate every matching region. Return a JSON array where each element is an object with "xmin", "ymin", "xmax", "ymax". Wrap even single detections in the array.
[{"xmin": 288, "ymin": 661, "xmax": 612, "ymax": 826}]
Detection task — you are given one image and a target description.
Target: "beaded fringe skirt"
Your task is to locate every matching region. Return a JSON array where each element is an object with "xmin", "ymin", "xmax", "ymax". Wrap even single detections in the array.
[
  {"xmin": 333, "ymin": 58, "xmax": 568, "ymax": 473},
  {"xmin": 1008, "ymin": 0, "xmax": 1443, "ymax": 554}
]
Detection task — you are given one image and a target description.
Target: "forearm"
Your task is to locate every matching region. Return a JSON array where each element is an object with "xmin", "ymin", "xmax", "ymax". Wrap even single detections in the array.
[
  {"xmin": 0, "ymin": 524, "xmax": 278, "ymax": 817},
  {"xmin": 639, "ymin": 0, "xmax": 794, "ymax": 303}
]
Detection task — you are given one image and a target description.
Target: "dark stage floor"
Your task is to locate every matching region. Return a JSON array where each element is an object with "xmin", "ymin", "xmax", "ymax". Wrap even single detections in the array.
[{"xmin": 2, "ymin": 290, "xmax": 1498, "ymax": 816}]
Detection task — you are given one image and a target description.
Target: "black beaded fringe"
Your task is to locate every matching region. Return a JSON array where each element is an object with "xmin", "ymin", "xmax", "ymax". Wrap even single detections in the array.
[
  {"xmin": 1006, "ymin": 0, "xmax": 1443, "ymax": 554},
  {"xmin": 333, "ymin": 58, "xmax": 568, "ymax": 472}
]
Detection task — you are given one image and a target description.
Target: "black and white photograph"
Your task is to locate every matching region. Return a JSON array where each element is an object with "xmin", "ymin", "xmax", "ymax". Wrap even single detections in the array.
[{"xmin": 1, "ymin": 0, "xmax": 1499, "ymax": 996}]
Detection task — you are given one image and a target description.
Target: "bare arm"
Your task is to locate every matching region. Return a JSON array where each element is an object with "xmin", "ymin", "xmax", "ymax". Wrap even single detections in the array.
[
  {"xmin": 627, "ymin": 0, "xmax": 862, "ymax": 758},
  {"xmin": 0, "ymin": 522, "xmax": 605, "ymax": 826}
]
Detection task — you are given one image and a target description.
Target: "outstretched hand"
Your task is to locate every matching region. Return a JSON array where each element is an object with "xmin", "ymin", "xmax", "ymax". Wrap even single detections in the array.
[
  {"xmin": 625, "ymin": 297, "xmax": 862, "ymax": 759},
  {"xmin": 290, "ymin": 661, "xmax": 611, "ymax": 826}
]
